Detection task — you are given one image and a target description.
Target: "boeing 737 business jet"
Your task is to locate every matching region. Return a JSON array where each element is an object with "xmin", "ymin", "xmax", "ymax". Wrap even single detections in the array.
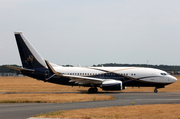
[{"xmin": 8, "ymin": 32, "xmax": 177, "ymax": 93}]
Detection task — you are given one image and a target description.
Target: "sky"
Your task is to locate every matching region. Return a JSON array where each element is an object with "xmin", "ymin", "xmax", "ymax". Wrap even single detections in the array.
[{"xmin": 1, "ymin": 0, "xmax": 180, "ymax": 66}]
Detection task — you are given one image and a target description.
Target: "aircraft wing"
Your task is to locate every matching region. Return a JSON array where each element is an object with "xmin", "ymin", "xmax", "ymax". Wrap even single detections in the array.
[
  {"xmin": 63, "ymin": 74, "xmax": 103, "ymax": 85},
  {"xmin": 45, "ymin": 60, "xmax": 103, "ymax": 85}
]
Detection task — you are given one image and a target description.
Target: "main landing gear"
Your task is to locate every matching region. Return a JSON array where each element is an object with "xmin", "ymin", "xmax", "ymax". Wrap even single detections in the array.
[
  {"xmin": 88, "ymin": 87, "xmax": 98, "ymax": 93},
  {"xmin": 154, "ymin": 88, "xmax": 158, "ymax": 93}
]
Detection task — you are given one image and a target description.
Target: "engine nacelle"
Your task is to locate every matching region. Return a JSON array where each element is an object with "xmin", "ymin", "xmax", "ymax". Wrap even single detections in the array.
[{"xmin": 101, "ymin": 79, "xmax": 122, "ymax": 91}]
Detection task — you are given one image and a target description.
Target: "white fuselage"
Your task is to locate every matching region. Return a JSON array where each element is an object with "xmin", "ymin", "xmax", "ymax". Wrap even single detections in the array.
[{"xmin": 54, "ymin": 66, "xmax": 177, "ymax": 84}]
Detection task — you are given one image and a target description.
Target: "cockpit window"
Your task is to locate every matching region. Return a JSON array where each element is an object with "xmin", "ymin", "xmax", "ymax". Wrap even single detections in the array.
[{"xmin": 161, "ymin": 73, "xmax": 167, "ymax": 75}]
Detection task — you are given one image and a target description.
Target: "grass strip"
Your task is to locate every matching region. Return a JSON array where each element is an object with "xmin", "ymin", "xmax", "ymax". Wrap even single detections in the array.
[
  {"xmin": 1, "ymin": 76, "xmax": 180, "ymax": 93},
  {"xmin": 0, "ymin": 94, "xmax": 115, "ymax": 103},
  {"xmin": 34, "ymin": 104, "xmax": 180, "ymax": 119}
]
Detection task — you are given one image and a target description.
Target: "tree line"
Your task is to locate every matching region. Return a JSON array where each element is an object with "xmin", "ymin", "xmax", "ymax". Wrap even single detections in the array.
[
  {"xmin": 1, "ymin": 63, "xmax": 180, "ymax": 74},
  {"xmin": 93, "ymin": 63, "xmax": 180, "ymax": 72}
]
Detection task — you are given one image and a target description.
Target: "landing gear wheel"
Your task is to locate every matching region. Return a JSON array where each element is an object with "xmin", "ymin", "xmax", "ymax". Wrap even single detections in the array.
[
  {"xmin": 93, "ymin": 87, "xmax": 98, "ymax": 93},
  {"xmin": 88, "ymin": 87, "xmax": 98, "ymax": 93},
  {"xmin": 154, "ymin": 88, "xmax": 158, "ymax": 93}
]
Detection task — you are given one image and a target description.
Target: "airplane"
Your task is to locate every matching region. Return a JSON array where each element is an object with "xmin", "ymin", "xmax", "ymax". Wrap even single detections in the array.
[{"xmin": 8, "ymin": 31, "xmax": 177, "ymax": 93}]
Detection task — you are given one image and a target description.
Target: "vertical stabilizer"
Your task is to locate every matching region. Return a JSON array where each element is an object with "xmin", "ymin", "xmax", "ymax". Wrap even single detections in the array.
[{"xmin": 14, "ymin": 31, "xmax": 47, "ymax": 69}]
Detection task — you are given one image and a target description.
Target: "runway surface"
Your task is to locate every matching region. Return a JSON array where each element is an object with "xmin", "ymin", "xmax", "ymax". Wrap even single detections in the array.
[{"xmin": 0, "ymin": 92, "xmax": 180, "ymax": 119}]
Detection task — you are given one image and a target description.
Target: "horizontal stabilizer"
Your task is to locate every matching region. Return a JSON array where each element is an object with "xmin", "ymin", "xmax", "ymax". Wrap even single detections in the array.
[{"xmin": 5, "ymin": 66, "xmax": 35, "ymax": 72}]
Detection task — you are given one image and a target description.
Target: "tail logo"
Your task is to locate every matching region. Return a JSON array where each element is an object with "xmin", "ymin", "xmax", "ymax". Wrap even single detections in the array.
[{"xmin": 27, "ymin": 55, "xmax": 34, "ymax": 63}]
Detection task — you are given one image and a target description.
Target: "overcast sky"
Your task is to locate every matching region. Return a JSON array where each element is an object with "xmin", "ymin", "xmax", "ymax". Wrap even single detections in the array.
[{"xmin": 1, "ymin": 0, "xmax": 180, "ymax": 66}]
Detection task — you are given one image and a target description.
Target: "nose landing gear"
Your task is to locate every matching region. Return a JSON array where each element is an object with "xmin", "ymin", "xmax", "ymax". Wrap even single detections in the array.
[
  {"xmin": 154, "ymin": 88, "xmax": 158, "ymax": 93},
  {"xmin": 88, "ymin": 87, "xmax": 98, "ymax": 93}
]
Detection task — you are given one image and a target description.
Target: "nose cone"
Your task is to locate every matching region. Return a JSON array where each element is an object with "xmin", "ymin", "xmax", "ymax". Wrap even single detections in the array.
[{"xmin": 168, "ymin": 75, "xmax": 177, "ymax": 83}]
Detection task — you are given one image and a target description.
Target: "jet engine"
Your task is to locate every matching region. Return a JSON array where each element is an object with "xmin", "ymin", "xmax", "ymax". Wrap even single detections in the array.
[{"xmin": 101, "ymin": 79, "xmax": 122, "ymax": 91}]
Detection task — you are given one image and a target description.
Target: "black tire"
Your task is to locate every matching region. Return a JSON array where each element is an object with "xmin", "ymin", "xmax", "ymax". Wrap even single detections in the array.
[
  {"xmin": 93, "ymin": 87, "xmax": 98, "ymax": 93},
  {"xmin": 88, "ymin": 87, "xmax": 98, "ymax": 93},
  {"xmin": 88, "ymin": 88, "xmax": 93, "ymax": 93},
  {"xmin": 154, "ymin": 89, "xmax": 158, "ymax": 93}
]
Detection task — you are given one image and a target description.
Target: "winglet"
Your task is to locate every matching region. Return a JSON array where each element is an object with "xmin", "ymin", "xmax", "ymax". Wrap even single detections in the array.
[
  {"xmin": 45, "ymin": 60, "xmax": 62, "ymax": 76},
  {"xmin": 14, "ymin": 31, "xmax": 23, "ymax": 34}
]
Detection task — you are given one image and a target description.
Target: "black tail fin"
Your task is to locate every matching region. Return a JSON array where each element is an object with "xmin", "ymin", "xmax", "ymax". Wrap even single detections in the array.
[{"xmin": 14, "ymin": 32, "xmax": 47, "ymax": 69}]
